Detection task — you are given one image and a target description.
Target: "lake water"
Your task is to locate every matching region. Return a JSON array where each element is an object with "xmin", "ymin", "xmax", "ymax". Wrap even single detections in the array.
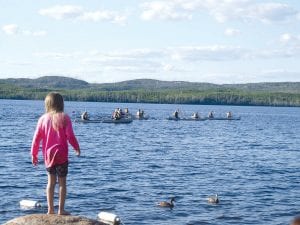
[{"xmin": 1, "ymin": 99, "xmax": 300, "ymax": 225}]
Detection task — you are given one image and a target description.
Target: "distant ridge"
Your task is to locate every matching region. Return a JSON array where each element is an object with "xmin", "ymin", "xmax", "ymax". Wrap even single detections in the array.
[
  {"xmin": 0, "ymin": 76, "xmax": 300, "ymax": 106},
  {"xmin": 1, "ymin": 76, "xmax": 89, "ymax": 89},
  {"xmin": 92, "ymin": 78, "xmax": 220, "ymax": 91},
  {"xmin": 2, "ymin": 76, "xmax": 298, "ymax": 93}
]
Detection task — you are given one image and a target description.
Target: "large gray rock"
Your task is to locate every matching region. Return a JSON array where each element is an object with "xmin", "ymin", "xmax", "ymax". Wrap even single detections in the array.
[{"xmin": 4, "ymin": 214, "xmax": 107, "ymax": 225}]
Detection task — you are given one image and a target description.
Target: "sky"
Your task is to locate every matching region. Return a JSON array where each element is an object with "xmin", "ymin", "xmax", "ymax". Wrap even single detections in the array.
[{"xmin": 1, "ymin": 0, "xmax": 300, "ymax": 84}]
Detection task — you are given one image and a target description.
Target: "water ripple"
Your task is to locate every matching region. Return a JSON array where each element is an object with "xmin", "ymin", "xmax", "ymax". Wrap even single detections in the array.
[{"xmin": 1, "ymin": 100, "xmax": 300, "ymax": 224}]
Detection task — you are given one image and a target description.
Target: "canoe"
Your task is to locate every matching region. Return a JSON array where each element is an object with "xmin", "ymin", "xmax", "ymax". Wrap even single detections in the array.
[
  {"xmin": 102, "ymin": 117, "xmax": 133, "ymax": 124},
  {"xmin": 134, "ymin": 115, "xmax": 150, "ymax": 120},
  {"xmin": 74, "ymin": 119, "xmax": 102, "ymax": 123},
  {"xmin": 206, "ymin": 116, "xmax": 241, "ymax": 121},
  {"xmin": 167, "ymin": 116, "xmax": 181, "ymax": 121},
  {"xmin": 182, "ymin": 117, "xmax": 207, "ymax": 121}
]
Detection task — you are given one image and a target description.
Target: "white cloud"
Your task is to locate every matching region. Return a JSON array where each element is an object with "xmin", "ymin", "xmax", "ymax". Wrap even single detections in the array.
[
  {"xmin": 39, "ymin": 5, "xmax": 83, "ymax": 20},
  {"xmin": 169, "ymin": 45, "xmax": 248, "ymax": 61},
  {"xmin": 280, "ymin": 33, "xmax": 294, "ymax": 43},
  {"xmin": 140, "ymin": 0, "xmax": 299, "ymax": 23},
  {"xmin": 82, "ymin": 54, "xmax": 162, "ymax": 72},
  {"xmin": 82, "ymin": 49, "xmax": 166, "ymax": 63},
  {"xmin": 224, "ymin": 28, "xmax": 241, "ymax": 37},
  {"xmin": 33, "ymin": 51, "xmax": 82, "ymax": 60},
  {"xmin": 29, "ymin": 44, "xmax": 300, "ymax": 84},
  {"xmin": 108, "ymin": 49, "xmax": 167, "ymax": 59},
  {"xmin": 34, "ymin": 43, "xmax": 300, "ymax": 66},
  {"xmin": 248, "ymin": 2, "xmax": 297, "ymax": 23},
  {"xmin": 206, "ymin": 1, "xmax": 297, "ymax": 23},
  {"xmin": 255, "ymin": 47, "xmax": 300, "ymax": 59},
  {"xmin": 81, "ymin": 48, "xmax": 173, "ymax": 76},
  {"xmin": 264, "ymin": 33, "xmax": 300, "ymax": 58},
  {"xmin": 78, "ymin": 46, "xmax": 250, "ymax": 79},
  {"xmin": 2, "ymin": 24, "xmax": 19, "ymax": 35},
  {"xmin": 204, "ymin": 0, "xmax": 250, "ymax": 23},
  {"xmin": 31, "ymin": 49, "xmax": 167, "ymax": 76},
  {"xmin": 77, "ymin": 46, "xmax": 254, "ymax": 80},
  {"xmin": 80, "ymin": 11, "xmax": 127, "ymax": 24},
  {"xmin": 39, "ymin": 5, "xmax": 127, "ymax": 25},
  {"xmin": 2, "ymin": 24, "xmax": 46, "ymax": 36},
  {"xmin": 103, "ymin": 65, "xmax": 159, "ymax": 74},
  {"xmin": 83, "ymin": 56, "xmax": 160, "ymax": 68},
  {"xmin": 279, "ymin": 33, "xmax": 300, "ymax": 46},
  {"xmin": 162, "ymin": 63, "xmax": 174, "ymax": 71},
  {"xmin": 140, "ymin": 1, "xmax": 192, "ymax": 21}
]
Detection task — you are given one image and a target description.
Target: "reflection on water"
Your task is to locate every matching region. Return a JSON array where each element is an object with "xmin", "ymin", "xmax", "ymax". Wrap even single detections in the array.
[{"xmin": 0, "ymin": 100, "xmax": 300, "ymax": 225}]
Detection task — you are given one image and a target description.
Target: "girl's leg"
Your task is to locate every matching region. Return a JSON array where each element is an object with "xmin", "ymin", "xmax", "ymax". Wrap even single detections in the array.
[
  {"xmin": 47, "ymin": 174, "xmax": 56, "ymax": 214},
  {"xmin": 58, "ymin": 176, "xmax": 70, "ymax": 215}
]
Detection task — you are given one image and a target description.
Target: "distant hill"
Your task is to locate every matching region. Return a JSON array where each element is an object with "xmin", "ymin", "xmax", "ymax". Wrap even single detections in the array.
[
  {"xmin": 91, "ymin": 79, "xmax": 220, "ymax": 91},
  {"xmin": 1, "ymin": 76, "xmax": 89, "ymax": 89},
  {"xmin": 95, "ymin": 80, "xmax": 300, "ymax": 94},
  {"xmin": 0, "ymin": 76, "xmax": 300, "ymax": 106},
  {"xmin": 224, "ymin": 82, "xmax": 300, "ymax": 93},
  {"xmin": 1, "ymin": 76, "xmax": 300, "ymax": 93}
]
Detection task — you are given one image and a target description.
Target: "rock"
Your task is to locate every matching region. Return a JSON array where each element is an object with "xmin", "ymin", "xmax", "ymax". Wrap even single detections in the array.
[{"xmin": 4, "ymin": 214, "xmax": 108, "ymax": 225}]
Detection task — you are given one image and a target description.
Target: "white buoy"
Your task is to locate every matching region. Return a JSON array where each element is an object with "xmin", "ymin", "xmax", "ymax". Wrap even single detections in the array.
[
  {"xmin": 98, "ymin": 211, "xmax": 120, "ymax": 225},
  {"xmin": 19, "ymin": 200, "xmax": 41, "ymax": 209}
]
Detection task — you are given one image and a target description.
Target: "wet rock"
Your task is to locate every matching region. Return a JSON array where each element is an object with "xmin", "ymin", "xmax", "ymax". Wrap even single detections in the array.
[{"xmin": 4, "ymin": 214, "xmax": 107, "ymax": 225}]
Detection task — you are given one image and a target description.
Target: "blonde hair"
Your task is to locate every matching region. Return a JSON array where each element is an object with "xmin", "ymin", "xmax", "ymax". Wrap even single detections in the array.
[
  {"xmin": 291, "ymin": 217, "xmax": 300, "ymax": 225},
  {"xmin": 44, "ymin": 92, "xmax": 66, "ymax": 130},
  {"xmin": 45, "ymin": 92, "xmax": 64, "ymax": 113}
]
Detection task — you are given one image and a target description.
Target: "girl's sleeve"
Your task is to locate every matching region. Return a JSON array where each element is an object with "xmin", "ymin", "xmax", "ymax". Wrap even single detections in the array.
[
  {"xmin": 31, "ymin": 118, "xmax": 43, "ymax": 158},
  {"xmin": 65, "ymin": 115, "xmax": 80, "ymax": 150}
]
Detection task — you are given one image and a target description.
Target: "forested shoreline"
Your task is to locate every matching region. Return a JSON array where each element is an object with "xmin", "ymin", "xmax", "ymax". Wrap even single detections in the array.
[{"xmin": 1, "ymin": 76, "xmax": 300, "ymax": 107}]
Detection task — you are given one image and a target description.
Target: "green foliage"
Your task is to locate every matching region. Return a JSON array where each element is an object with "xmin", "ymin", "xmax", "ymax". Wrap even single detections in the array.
[{"xmin": 0, "ymin": 77, "xmax": 300, "ymax": 106}]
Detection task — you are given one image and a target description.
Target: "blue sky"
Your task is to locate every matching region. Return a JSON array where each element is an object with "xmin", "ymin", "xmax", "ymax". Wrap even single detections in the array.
[{"xmin": 1, "ymin": 0, "xmax": 300, "ymax": 84}]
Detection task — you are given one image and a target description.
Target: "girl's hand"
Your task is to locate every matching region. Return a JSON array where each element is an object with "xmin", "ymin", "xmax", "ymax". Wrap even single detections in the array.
[
  {"xmin": 75, "ymin": 148, "xmax": 81, "ymax": 157},
  {"xmin": 32, "ymin": 156, "xmax": 38, "ymax": 166}
]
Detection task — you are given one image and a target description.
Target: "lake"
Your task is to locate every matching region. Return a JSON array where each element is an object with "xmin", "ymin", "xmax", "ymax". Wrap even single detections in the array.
[{"xmin": 1, "ymin": 99, "xmax": 300, "ymax": 225}]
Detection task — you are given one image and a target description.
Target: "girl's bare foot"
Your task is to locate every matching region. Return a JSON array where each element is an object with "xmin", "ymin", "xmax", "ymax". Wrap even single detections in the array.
[
  {"xmin": 47, "ymin": 211, "xmax": 55, "ymax": 214},
  {"xmin": 58, "ymin": 210, "xmax": 71, "ymax": 215}
]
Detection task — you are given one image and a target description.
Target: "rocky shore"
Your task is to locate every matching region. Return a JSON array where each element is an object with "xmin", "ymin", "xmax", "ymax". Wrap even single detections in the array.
[{"xmin": 4, "ymin": 214, "xmax": 107, "ymax": 225}]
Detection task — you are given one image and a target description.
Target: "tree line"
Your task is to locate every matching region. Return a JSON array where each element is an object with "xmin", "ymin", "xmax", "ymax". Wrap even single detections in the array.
[{"xmin": 0, "ymin": 83, "xmax": 299, "ymax": 107}]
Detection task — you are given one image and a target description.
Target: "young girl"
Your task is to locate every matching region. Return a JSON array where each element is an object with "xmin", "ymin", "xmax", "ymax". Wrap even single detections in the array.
[{"xmin": 31, "ymin": 92, "xmax": 80, "ymax": 215}]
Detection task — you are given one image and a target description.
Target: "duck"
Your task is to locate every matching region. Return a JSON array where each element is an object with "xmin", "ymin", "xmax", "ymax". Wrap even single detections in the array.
[
  {"xmin": 157, "ymin": 197, "xmax": 175, "ymax": 208},
  {"xmin": 207, "ymin": 194, "xmax": 219, "ymax": 204}
]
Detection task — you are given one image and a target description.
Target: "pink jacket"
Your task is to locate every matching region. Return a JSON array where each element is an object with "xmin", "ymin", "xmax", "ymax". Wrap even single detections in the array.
[{"xmin": 31, "ymin": 113, "xmax": 79, "ymax": 168}]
